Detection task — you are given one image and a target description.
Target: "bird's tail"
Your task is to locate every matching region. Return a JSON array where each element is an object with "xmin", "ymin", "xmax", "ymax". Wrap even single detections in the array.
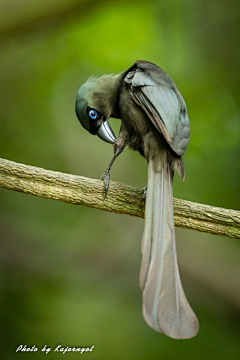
[{"xmin": 140, "ymin": 153, "xmax": 199, "ymax": 339}]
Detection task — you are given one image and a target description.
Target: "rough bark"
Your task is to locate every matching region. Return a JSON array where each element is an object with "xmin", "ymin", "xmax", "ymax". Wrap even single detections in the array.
[{"xmin": 0, "ymin": 158, "xmax": 239, "ymax": 239}]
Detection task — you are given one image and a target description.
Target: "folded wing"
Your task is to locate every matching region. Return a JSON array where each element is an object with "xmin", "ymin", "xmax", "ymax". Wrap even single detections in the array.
[{"xmin": 125, "ymin": 62, "xmax": 190, "ymax": 156}]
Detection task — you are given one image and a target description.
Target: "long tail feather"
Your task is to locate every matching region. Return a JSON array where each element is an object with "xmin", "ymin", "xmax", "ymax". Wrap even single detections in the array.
[{"xmin": 140, "ymin": 155, "xmax": 199, "ymax": 339}]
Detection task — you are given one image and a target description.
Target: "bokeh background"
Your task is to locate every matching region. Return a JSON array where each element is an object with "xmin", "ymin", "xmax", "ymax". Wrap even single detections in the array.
[{"xmin": 0, "ymin": 0, "xmax": 240, "ymax": 359}]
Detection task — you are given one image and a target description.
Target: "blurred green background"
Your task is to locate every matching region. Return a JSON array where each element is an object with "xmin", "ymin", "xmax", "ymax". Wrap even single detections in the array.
[{"xmin": 0, "ymin": 0, "xmax": 240, "ymax": 359}]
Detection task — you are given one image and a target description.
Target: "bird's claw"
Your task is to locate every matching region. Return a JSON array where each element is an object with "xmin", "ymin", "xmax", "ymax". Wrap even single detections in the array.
[
  {"xmin": 141, "ymin": 187, "xmax": 147, "ymax": 203},
  {"xmin": 100, "ymin": 171, "xmax": 111, "ymax": 198}
]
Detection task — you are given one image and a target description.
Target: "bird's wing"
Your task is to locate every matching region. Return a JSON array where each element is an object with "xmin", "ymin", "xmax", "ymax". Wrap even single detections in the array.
[{"xmin": 125, "ymin": 63, "xmax": 190, "ymax": 156}]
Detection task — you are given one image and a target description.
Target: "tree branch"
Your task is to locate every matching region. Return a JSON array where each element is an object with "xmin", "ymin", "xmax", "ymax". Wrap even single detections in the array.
[{"xmin": 0, "ymin": 158, "xmax": 239, "ymax": 239}]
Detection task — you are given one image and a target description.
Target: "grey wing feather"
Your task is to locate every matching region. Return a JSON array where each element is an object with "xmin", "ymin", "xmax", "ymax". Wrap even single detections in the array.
[
  {"xmin": 171, "ymin": 111, "xmax": 190, "ymax": 156},
  {"xmin": 125, "ymin": 66, "xmax": 190, "ymax": 156},
  {"xmin": 142, "ymin": 85, "xmax": 179, "ymax": 139}
]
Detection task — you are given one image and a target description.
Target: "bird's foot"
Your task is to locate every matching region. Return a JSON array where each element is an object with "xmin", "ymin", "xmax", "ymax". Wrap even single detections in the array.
[
  {"xmin": 100, "ymin": 170, "xmax": 111, "ymax": 198},
  {"xmin": 141, "ymin": 187, "xmax": 147, "ymax": 203}
]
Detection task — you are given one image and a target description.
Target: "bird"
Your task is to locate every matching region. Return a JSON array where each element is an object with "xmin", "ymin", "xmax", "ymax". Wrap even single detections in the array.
[{"xmin": 75, "ymin": 60, "xmax": 199, "ymax": 339}]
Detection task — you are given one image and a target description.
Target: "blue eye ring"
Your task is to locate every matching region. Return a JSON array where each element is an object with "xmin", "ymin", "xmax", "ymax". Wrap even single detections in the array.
[{"xmin": 89, "ymin": 109, "xmax": 98, "ymax": 120}]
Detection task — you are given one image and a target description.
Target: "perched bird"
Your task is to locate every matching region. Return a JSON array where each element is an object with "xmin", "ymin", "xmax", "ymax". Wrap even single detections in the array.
[{"xmin": 75, "ymin": 61, "xmax": 199, "ymax": 339}]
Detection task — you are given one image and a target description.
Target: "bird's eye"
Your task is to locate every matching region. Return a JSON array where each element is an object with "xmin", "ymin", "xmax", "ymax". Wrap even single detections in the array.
[{"xmin": 88, "ymin": 109, "xmax": 98, "ymax": 120}]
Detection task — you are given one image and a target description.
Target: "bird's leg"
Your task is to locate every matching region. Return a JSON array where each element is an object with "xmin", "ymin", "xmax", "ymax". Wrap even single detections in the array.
[
  {"xmin": 141, "ymin": 187, "xmax": 147, "ymax": 203},
  {"xmin": 101, "ymin": 122, "xmax": 128, "ymax": 197},
  {"xmin": 100, "ymin": 146, "xmax": 123, "ymax": 197}
]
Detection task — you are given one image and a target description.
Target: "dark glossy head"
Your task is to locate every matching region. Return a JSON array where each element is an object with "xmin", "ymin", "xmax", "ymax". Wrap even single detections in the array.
[{"xmin": 75, "ymin": 77, "xmax": 116, "ymax": 144}]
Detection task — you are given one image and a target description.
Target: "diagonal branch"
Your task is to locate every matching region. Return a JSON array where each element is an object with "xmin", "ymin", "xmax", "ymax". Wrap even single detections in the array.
[{"xmin": 0, "ymin": 157, "xmax": 239, "ymax": 239}]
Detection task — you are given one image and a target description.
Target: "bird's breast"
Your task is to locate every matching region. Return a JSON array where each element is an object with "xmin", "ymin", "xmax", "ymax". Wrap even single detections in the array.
[{"xmin": 119, "ymin": 89, "xmax": 152, "ymax": 138}]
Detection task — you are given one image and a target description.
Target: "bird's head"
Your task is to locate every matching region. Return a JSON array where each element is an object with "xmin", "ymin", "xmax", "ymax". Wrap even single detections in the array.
[{"xmin": 75, "ymin": 75, "xmax": 117, "ymax": 144}]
